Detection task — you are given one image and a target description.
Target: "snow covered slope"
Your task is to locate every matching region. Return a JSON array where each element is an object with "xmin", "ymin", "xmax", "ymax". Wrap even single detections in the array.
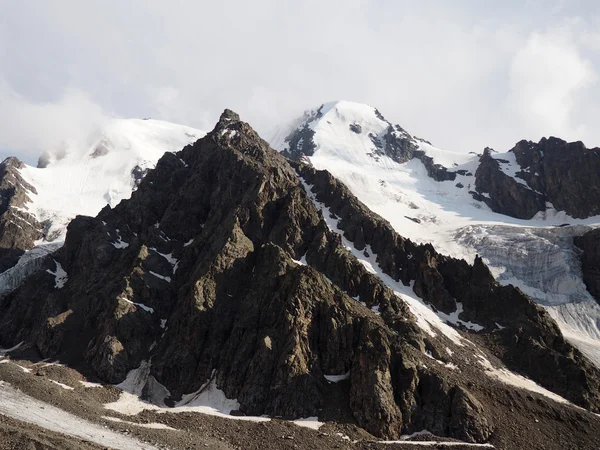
[
  {"xmin": 20, "ymin": 118, "xmax": 204, "ymax": 243},
  {"xmin": 269, "ymin": 100, "xmax": 600, "ymax": 366}
]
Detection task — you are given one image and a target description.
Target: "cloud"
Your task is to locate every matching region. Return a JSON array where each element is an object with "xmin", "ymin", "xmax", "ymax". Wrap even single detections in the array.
[
  {"xmin": 507, "ymin": 25, "xmax": 597, "ymax": 143},
  {"xmin": 0, "ymin": 0, "xmax": 599, "ymax": 162},
  {"xmin": 0, "ymin": 81, "xmax": 111, "ymax": 164}
]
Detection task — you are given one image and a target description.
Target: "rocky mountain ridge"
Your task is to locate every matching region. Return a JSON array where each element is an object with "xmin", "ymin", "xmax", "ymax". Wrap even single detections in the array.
[
  {"xmin": 475, "ymin": 138, "xmax": 600, "ymax": 219},
  {"xmin": 278, "ymin": 102, "xmax": 600, "ymax": 222},
  {"xmin": 1, "ymin": 110, "xmax": 600, "ymax": 448},
  {"xmin": 0, "ymin": 157, "xmax": 43, "ymax": 272}
]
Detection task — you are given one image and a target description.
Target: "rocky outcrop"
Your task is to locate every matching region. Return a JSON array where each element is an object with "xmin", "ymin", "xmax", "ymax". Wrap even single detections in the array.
[
  {"xmin": 474, "ymin": 148, "xmax": 545, "ymax": 218},
  {"xmin": 1, "ymin": 110, "xmax": 599, "ymax": 446},
  {"xmin": 413, "ymin": 150, "xmax": 457, "ymax": 182},
  {"xmin": 475, "ymin": 138, "xmax": 600, "ymax": 219},
  {"xmin": 380, "ymin": 124, "xmax": 456, "ymax": 181},
  {"xmin": 281, "ymin": 105, "xmax": 323, "ymax": 160},
  {"xmin": 0, "ymin": 157, "xmax": 43, "ymax": 272},
  {"xmin": 131, "ymin": 165, "xmax": 149, "ymax": 187},
  {"xmin": 575, "ymin": 228, "xmax": 600, "ymax": 304},
  {"xmin": 380, "ymin": 124, "xmax": 418, "ymax": 163}
]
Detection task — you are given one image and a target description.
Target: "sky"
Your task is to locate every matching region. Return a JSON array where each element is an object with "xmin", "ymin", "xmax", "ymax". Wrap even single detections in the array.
[{"xmin": 0, "ymin": 0, "xmax": 599, "ymax": 164}]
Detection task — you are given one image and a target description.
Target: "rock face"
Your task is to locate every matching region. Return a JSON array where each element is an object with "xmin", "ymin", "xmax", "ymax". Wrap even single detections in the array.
[
  {"xmin": 1, "ymin": 110, "xmax": 600, "ymax": 446},
  {"xmin": 475, "ymin": 138, "xmax": 600, "ymax": 219},
  {"xmin": 575, "ymin": 228, "xmax": 600, "ymax": 304},
  {"xmin": 280, "ymin": 106, "xmax": 323, "ymax": 160},
  {"xmin": 0, "ymin": 157, "xmax": 42, "ymax": 272},
  {"xmin": 474, "ymin": 148, "xmax": 545, "ymax": 219}
]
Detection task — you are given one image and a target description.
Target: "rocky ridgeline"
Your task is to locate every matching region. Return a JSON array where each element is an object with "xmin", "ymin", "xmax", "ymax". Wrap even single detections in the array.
[
  {"xmin": 0, "ymin": 157, "xmax": 42, "ymax": 272},
  {"xmin": 1, "ymin": 111, "xmax": 600, "ymax": 448},
  {"xmin": 475, "ymin": 138, "xmax": 600, "ymax": 219},
  {"xmin": 576, "ymin": 228, "xmax": 600, "ymax": 305}
]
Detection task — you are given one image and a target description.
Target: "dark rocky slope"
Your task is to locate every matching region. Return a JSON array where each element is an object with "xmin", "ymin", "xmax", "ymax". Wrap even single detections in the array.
[
  {"xmin": 575, "ymin": 228, "xmax": 600, "ymax": 305},
  {"xmin": 475, "ymin": 138, "xmax": 600, "ymax": 219},
  {"xmin": 1, "ymin": 111, "xmax": 600, "ymax": 448},
  {"xmin": 0, "ymin": 157, "xmax": 42, "ymax": 272}
]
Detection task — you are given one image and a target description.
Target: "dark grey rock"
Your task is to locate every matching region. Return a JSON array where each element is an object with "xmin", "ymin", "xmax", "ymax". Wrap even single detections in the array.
[
  {"xmin": 0, "ymin": 157, "xmax": 43, "ymax": 271},
  {"xmin": 575, "ymin": 228, "xmax": 600, "ymax": 305},
  {"xmin": 474, "ymin": 138, "xmax": 600, "ymax": 219}
]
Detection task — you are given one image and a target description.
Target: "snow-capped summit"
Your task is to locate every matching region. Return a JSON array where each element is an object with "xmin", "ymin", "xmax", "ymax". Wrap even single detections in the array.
[{"xmin": 271, "ymin": 100, "xmax": 472, "ymax": 173}]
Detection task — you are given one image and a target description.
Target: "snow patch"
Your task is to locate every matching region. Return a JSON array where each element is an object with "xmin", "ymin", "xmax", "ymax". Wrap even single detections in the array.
[
  {"xmin": 46, "ymin": 260, "xmax": 68, "ymax": 289},
  {"xmin": 476, "ymin": 353, "xmax": 570, "ymax": 405},
  {"xmin": 51, "ymin": 380, "xmax": 74, "ymax": 390},
  {"xmin": 0, "ymin": 382, "xmax": 156, "ymax": 450},
  {"xmin": 437, "ymin": 302, "xmax": 484, "ymax": 331},
  {"xmin": 378, "ymin": 441, "xmax": 494, "ymax": 447},
  {"xmin": 324, "ymin": 372, "xmax": 350, "ymax": 383},
  {"xmin": 0, "ymin": 342, "xmax": 23, "ymax": 356},
  {"xmin": 119, "ymin": 297, "xmax": 155, "ymax": 314},
  {"xmin": 105, "ymin": 362, "xmax": 270, "ymax": 422},
  {"xmin": 149, "ymin": 248, "xmax": 179, "ymax": 274},
  {"xmin": 292, "ymin": 254, "xmax": 307, "ymax": 266},
  {"xmin": 111, "ymin": 230, "xmax": 129, "ymax": 249},
  {"xmin": 80, "ymin": 380, "xmax": 103, "ymax": 388},
  {"xmin": 292, "ymin": 417, "xmax": 324, "ymax": 430},
  {"xmin": 16, "ymin": 364, "xmax": 32, "ymax": 373},
  {"xmin": 148, "ymin": 271, "xmax": 172, "ymax": 283},
  {"xmin": 102, "ymin": 416, "xmax": 177, "ymax": 431}
]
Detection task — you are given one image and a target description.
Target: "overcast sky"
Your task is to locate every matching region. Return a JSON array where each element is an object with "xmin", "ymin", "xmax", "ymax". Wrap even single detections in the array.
[{"xmin": 1, "ymin": 0, "xmax": 599, "ymax": 164}]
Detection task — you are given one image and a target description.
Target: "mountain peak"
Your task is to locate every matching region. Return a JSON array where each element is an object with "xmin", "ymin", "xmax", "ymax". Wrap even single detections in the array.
[
  {"xmin": 270, "ymin": 101, "xmax": 466, "ymax": 184},
  {"xmin": 219, "ymin": 108, "xmax": 241, "ymax": 123}
]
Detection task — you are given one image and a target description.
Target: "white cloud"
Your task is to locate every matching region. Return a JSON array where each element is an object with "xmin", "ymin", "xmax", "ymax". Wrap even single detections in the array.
[
  {"xmin": 507, "ymin": 26, "xmax": 597, "ymax": 142},
  {"xmin": 0, "ymin": 80, "xmax": 111, "ymax": 163},
  {"xmin": 0, "ymin": 1, "xmax": 599, "ymax": 161}
]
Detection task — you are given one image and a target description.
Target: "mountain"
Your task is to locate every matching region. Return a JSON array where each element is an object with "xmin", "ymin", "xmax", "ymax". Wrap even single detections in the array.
[
  {"xmin": 270, "ymin": 101, "xmax": 600, "ymax": 370},
  {"xmin": 0, "ymin": 118, "xmax": 203, "ymax": 293},
  {"xmin": 272, "ymin": 101, "xmax": 600, "ymax": 220},
  {"xmin": 0, "ymin": 109, "xmax": 599, "ymax": 449}
]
